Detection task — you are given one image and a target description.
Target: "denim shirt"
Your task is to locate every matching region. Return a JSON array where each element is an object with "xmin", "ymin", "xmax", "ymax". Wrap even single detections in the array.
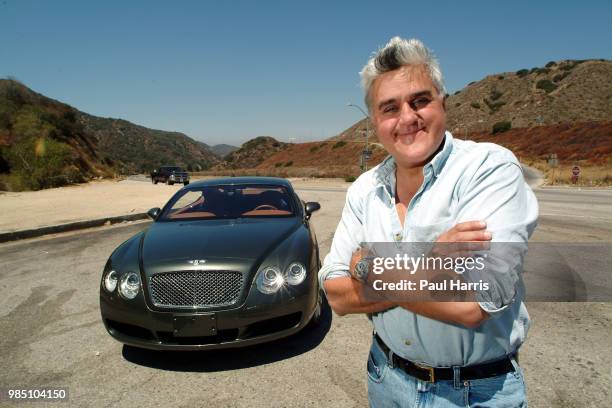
[{"xmin": 318, "ymin": 131, "xmax": 538, "ymax": 367}]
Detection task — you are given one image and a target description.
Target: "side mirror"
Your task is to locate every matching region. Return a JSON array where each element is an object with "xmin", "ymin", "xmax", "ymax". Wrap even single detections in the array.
[
  {"xmin": 304, "ymin": 202, "xmax": 320, "ymax": 218},
  {"xmin": 147, "ymin": 207, "xmax": 161, "ymax": 220}
]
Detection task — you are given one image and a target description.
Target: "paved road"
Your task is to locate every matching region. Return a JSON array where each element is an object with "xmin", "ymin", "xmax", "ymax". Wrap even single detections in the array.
[{"xmin": 1, "ymin": 183, "xmax": 611, "ymax": 407}]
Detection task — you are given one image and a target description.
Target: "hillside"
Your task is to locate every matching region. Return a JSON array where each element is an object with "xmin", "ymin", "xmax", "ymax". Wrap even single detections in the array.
[
  {"xmin": 0, "ymin": 79, "xmax": 113, "ymax": 190},
  {"xmin": 331, "ymin": 59, "xmax": 612, "ymax": 142},
  {"xmin": 214, "ymin": 136, "xmax": 289, "ymax": 169},
  {"xmin": 446, "ymin": 59, "xmax": 612, "ymax": 133},
  {"xmin": 79, "ymin": 113, "xmax": 220, "ymax": 173},
  {"xmin": 0, "ymin": 79, "xmax": 221, "ymax": 190},
  {"xmin": 210, "ymin": 144, "xmax": 239, "ymax": 158}
]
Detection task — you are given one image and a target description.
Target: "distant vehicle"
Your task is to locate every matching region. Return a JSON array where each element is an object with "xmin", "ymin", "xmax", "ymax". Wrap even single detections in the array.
[
  {"xmin": 99, "ymin": 177, "xmax": 322, "ymax": 350},
  {"xmin": 151, "ymin": 166, "xmax": 190, "ymax": 185}
]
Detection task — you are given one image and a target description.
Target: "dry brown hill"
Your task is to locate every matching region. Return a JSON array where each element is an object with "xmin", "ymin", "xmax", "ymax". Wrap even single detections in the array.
[
  {"xmin": 330, "ymin": 59, "xmax": 611, "ymax": 142},
  {"xmin": 467, "ymin": 121, "xmax": 612, "ymax": 165},
  {"xmin": 213, "ymin": 136, "xmax": 289, "ymax": 170},
  {"xmin": 446, "ymin": 59, "xmax": 612, "ymax": 133}
]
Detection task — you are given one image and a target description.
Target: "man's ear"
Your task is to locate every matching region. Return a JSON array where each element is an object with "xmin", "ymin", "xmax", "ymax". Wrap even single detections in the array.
[{"xmin": 442, "ymin": 94, "xmax": 448, "ymax": 111}]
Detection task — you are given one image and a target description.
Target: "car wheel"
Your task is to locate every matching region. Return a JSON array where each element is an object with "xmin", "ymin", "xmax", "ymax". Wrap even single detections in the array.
[
  {"xmin": 152, "ymin": 178, "xmax": 157, "ymax": 184},
  {"xmin": 184, "ymin": 181, "xmax": 189, "ymax": 186}
]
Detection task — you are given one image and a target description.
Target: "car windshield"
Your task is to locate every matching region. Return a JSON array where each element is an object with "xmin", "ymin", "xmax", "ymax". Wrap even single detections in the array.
[
  {"xmin": 162, "ymin": 167, "xmax": 183, "ymax": 172},
  {"xmin": 159, "ymin": 185, "xmax": 296, "ymax": 220}
]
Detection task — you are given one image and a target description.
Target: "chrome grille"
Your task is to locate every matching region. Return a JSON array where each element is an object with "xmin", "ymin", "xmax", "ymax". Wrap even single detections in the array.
[{"xmin": 149, "ymin": 270, "xmax": 243, "ymax": 308}]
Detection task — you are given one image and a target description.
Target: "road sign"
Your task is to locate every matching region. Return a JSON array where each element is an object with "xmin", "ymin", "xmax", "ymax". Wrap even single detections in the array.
[
  {"xmin": 572, "ymin": 166, "xmax": 581, "ymax": 176},
  {"xmin": 547, "ymin": 153, "xmax": 558, "ymax": 168},
  {"xmin": 362, "ymin": 150, "xmax": 372, "ymax": 161}
]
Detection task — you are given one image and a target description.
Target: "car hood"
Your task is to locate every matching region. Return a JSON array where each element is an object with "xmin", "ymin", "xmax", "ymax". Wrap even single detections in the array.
[{"xmin": 141, "ymin": 217, "xmax": 302, "ymax": 272}]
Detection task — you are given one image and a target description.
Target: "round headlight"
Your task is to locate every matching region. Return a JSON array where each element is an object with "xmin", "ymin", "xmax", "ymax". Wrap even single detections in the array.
[
  {"xmin": 119, "ymin": 271, "xmax": 141, "ymax": 300},
  {"xmin": 103, "ymin": 270, "xmax": 118, "ymax": 292},
  {"xmin": 256, "ymin": 266, "xmax": 284, "ymax": 294},
  {"xmin": 285, "ymin": 262, "xmax": 306, "ymax": 285}
]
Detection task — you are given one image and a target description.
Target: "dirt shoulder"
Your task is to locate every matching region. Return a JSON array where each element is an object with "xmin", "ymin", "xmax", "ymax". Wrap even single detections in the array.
[{"xmin": 0, "ymin": 177, "xmax": 348, "ymax": 233}]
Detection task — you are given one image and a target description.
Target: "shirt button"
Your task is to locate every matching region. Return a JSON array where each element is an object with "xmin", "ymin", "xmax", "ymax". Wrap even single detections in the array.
[
  {"xmin": 404, "ymin": 340, "xmax": 411, "ymax": 346},
  {"xmin": 394, "ymin": 233, "xmax": 402, "ymax": 241}
]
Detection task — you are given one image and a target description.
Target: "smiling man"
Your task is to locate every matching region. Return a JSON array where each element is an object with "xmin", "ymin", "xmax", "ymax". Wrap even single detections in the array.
[{"xmin": 319, "ymin": 37, "xmax": 538, "ymax": 407}]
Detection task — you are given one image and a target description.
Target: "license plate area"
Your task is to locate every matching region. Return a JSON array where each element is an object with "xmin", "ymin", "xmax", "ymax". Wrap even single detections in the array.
[{"xmin": 172, "ymin": 313, "xmax": 217, "ymax": 337}]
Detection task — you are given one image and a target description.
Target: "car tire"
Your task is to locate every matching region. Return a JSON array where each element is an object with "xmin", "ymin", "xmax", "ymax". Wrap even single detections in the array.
[
  {"xmin": 184, "ymin": 181, "xmax": 189, "ymax": 186},
  {"xmin": 152, "ymin": 179, "xmax": 157, "ymax": 184}
]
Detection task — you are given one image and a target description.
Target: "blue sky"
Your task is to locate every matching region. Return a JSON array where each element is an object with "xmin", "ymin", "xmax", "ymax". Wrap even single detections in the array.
[{"xmin": 1, "ymin": 0, "xmax": 611, "ymax": 146}]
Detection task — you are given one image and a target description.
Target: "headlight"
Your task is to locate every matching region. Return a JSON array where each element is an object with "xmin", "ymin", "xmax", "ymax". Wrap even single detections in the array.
[
  {"xmin": 118, "ymin": 271, "xmax": 141, "ymax": 299},
  {"xmin": 256, "ymin": 266, "xmax": 284, "ymax": 294},
  {"xmin": 170, "ymin": 174, "xmax": 175, "ymax": 179},
  {"xmin": 285, "ymin": 262, "xmax": 306, "ymax": 285},
  {"xmin": 103, "ymin": 270, "xmax": 118, "ymax": 292}
]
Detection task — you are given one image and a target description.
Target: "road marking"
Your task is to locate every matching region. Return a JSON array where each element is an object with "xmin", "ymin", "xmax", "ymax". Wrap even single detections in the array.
[{"xmin": 539, "ymin": 213, "xmax": 612, "ymax": 220}]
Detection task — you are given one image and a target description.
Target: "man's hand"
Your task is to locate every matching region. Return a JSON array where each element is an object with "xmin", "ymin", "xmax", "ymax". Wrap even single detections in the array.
[{"xmin": 436, "ymin": 221, "xmax": 491, "ymax": 242}]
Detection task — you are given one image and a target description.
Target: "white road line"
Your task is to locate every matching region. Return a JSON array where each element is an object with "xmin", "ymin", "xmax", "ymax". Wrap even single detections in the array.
[{"xmin": 539, "ymin": 212, "xmax": 612, "ymax": 220}]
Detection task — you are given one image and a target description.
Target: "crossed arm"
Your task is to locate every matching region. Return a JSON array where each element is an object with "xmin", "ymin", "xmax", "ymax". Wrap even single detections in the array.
[{"xmin": 323, "ymin": 221, "xmax": 492, "ymax": 328}]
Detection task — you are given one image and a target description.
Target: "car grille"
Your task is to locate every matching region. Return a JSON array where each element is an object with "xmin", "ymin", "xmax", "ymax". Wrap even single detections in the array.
[{"xmin": 149, "ymin": 270, "xmax": 243, "ymax": 309}]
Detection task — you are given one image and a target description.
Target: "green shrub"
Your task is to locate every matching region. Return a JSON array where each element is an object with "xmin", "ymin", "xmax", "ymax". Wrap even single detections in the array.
[
  {"xmin": 468, "ymin": 81, "xmax": 476, "ymax": 86},
  {"xmin": 498, "ymin": 75, "xmax": 504, "ymax": 80},
  {"xmin": 492, "ymin": 121, "xmax": 512, "ymax": 134},
  {"xmin": 490, "ymin": 89, "xmax": 503, "ymax": 101},
  {"xmin": 4, "ymin": 136, "xmax": 72, "ymax": 190},
  {"xmin": 284, "ymin": 161, "xmax": 293, "ymax": 167},
  {"xmin": 455, "ymin": 103, "xmax": 461, "ymax": 107},
  {"xmin": 536, "ymin": 79, "xmax": 558, "ymax": 93},
  {"xmin": 516, "ymin": 69, "xmax": 529, "ymax": 77},
  {"xmin": 274, "ymin": 162, "xmax": 282, "ymax": 168},
  {"xmin": 553, "ymin": 72, "xmax": 570, "ymax": 82},
  {"xmin": 309, "ymin": 145, "xmax": 319, "ymax": 153},
  {"xmin": 454, "ymin": 90, "xmax": 461, "ymax": 95},
  {"xmin": 344, "ymin": 176, "xmax": 356, "ymax": 182},
  {"xmin": 332, "ymin": 141, "xmax": 346, "ymax": 149},
  {"xmin": 534, "ymin": 68, "xmax": 550, "ymax": 75},
  {"xmin": 484, "ymin": 98, "xmax": 506, "ymax": 114},
  {"xmin": 470, "ymin": 102, "xmax": 481, "ymax": 109},
  {"xmin": 545, "ymin": 61, "xmax": 557, "ymax": 68}
]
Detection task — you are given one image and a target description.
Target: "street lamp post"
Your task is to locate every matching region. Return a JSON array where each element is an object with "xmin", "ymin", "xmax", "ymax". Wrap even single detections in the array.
[{"xmin": 347, "ymin": 103, "xmax": 370, "ymax": 171}]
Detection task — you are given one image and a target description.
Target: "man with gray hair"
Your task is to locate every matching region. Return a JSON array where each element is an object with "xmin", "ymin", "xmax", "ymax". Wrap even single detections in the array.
[{"xmin": 319, "ymin": 37, "xmax": 538, "ymax": 406}]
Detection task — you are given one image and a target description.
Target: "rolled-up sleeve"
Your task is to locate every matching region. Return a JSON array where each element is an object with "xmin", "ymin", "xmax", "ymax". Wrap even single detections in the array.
[
  {"xmin": 455, "ymin": 149, "xmax": 539, "ymax": 316},
  {"xmin": 318, "ymin": 182, "xmax": 366, "ymax": 293}
]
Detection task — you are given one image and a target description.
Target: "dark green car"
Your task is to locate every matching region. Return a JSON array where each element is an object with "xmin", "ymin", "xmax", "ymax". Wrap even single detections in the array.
[{"xmin": 100, "ymin": 177, "xmax": 322, "ymax": 350}]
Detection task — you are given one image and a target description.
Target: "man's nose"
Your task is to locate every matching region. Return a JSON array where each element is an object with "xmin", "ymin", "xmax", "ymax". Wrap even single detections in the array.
[{"xmin": 398, "ymin": 102, "xmax": 418, "ymax": 125}]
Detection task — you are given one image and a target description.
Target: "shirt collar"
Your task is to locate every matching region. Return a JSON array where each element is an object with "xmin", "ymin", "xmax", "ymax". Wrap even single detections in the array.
[{"xmin": 374, "ymin": 131, "xmax": 454, "ymax": 193}]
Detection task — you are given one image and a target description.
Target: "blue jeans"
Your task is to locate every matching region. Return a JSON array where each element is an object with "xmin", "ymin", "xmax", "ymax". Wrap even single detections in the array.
[{"xmin": 367, "ymin": 337, "xmax": 527, "ymax": 407}]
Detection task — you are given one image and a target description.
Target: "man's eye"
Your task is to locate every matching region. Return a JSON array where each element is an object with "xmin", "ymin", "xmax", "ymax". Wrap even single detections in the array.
[
  {"xmin": 412, "ymin": 97, "xmax": 431, "ymax": 109},
  {"xmin": 383, "ymin": 106, "xmax": 398, "ymax": 113}
]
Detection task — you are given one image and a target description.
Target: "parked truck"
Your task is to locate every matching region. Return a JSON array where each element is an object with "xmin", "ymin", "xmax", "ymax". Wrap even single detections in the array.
[{"xmin": 150, "ymin": 166, "xmax": 190, "ymax": 185}]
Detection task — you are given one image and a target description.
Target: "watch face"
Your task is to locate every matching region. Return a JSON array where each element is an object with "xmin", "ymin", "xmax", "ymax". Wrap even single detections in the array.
[{"xmin": 355, "ymin": 259, "xmax": 369, "ymax": 281}]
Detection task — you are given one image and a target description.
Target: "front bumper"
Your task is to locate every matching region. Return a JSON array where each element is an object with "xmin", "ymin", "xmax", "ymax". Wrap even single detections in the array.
[{"xmin": 100, "ymin": 289, "xmax": 317, "ymax": 351}]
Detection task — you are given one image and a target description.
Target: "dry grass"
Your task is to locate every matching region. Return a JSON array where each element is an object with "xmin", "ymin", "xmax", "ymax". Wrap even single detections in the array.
[{"xmin": 527, "ymin": 159, "xmax": 612, "ymax": 186}]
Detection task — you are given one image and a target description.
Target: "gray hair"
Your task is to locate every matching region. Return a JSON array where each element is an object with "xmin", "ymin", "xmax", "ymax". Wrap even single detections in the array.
[{"xmin": 360, "ymin": 37, "xmax": 446, "ymax": 112}]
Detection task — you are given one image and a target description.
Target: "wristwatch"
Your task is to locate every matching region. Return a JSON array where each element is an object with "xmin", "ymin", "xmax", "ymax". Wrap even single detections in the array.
[{"xmin": 353, "ymin": 257, "xmax": 372, "ymax": 283}]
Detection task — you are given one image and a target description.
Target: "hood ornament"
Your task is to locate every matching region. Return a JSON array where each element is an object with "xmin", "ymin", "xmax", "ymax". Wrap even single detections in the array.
[{"xmin": 187, "ymin": 259, "xmax": 207, "ymax": 266}]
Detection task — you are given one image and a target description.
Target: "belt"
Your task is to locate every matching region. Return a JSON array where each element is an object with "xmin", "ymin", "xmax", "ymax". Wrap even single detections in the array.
[{"xmin": 373, "ymin": 333, "xmax": 516, "ymax": 383}]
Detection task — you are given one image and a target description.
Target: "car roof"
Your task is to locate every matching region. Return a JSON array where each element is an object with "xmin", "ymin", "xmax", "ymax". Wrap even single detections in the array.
[{"xmin": 185, "ymin": 176, "xmax": 293, "ymax": 189}]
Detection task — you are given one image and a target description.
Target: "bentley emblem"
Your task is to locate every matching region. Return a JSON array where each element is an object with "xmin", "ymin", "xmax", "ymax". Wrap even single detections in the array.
[{"xmin": 187, "ymin": 259, "xmax": 207, "ymax": 266}]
